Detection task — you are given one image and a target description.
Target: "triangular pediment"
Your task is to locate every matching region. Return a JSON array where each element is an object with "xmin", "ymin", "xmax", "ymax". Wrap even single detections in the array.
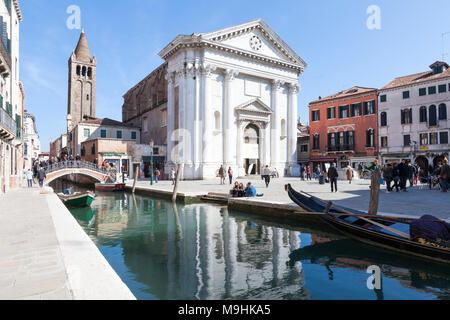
[
  {"xmin": 236, "ymin": 98, "xmax": 273, "ymax": 115},
  {"xmin": 201, "ymin": 19, "xmax": 306, "ymax": 68}
]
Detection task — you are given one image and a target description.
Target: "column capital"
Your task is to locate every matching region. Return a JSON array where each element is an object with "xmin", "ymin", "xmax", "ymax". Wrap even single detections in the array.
[
  {"xmin": 165, "ymin": 72, "xmax": 176, "ymax": 85},
  {"xmin": 200, "ymin": 64, "xmax": 217, "ymax": 78},
  {"xmin": 223, "ymin": 69, "xmax": 239, "ymax": 82},
  {"xmin": 271, "ymin": 79, "xmax": 285, "ymax": 92},
  {"xmin": 288, "ymin": 83, "xmax": 301, "ymax": 94}
]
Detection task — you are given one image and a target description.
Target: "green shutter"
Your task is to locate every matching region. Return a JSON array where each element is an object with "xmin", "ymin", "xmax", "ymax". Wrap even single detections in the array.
[
  {"xmin": 6, "ymin": 103, "xmax": 12, "ymax": 116},
  {"xmin": 15, "ymin": 114, "xmax": 20, "ymax": 138},
  {"xmin": 0, "ymin": 94, "xmax": 3, "ymax": 109}
]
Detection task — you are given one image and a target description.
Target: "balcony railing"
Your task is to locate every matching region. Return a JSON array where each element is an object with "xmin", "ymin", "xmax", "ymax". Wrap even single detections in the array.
[
  {"xmin": 326, "ymin": 144, "xmax": 355, "ymax": 152},
  {"xmin": 0, "ymin": 106, "xmax": 16, "ymax": 138}
]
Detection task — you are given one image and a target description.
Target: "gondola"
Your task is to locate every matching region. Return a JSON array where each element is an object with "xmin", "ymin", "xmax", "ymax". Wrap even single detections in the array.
[{"xmin": 285, "ymin": 184, "xmax": 450, "ymax": 264}]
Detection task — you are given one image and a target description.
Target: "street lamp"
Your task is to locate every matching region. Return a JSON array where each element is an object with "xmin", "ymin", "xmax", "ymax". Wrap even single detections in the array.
[{"xmin": 149, "ymin": 140, "xmax": 154, "ymax": 185}]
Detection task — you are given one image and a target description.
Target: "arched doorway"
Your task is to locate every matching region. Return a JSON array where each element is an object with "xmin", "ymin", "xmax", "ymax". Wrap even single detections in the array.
[
  {"xmin": 243, "ymin": 124, "xmax": 260, "ymax": 175},
  {"xmin": 415, "ymin": 155, "xmax": 429, "ymax": 171}
]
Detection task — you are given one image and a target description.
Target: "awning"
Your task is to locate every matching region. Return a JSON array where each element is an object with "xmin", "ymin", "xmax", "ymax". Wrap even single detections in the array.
[{"xmin": 309, "ymin": 157, "xmax": 337, "ymax": 162}]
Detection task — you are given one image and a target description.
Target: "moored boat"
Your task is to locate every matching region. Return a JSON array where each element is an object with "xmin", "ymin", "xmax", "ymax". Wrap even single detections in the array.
[
  {"xmin": 285, "ymin": 184, "xmax": 450, "ymax": 264},
  {"xmin": 58, "ymin": 191, "xmax": 96, "ymax": 208},
  {"xmin": 94, "ymin": 182, "xmax": 126, "ymax": 192}
]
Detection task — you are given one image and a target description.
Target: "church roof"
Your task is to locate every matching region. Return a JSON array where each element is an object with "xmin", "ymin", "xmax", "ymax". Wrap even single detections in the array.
[
  {"xmin": 74, "ymin": 30, "xmax": 92, "ymax": 62},
  {"xmin": 80, "ymin": 117, "xmax": 139, "ymax": 128}
]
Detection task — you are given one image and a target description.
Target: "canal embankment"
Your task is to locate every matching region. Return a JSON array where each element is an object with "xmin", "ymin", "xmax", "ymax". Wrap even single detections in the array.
[{"xmin": 0, "ymin": 187, "xmax": 135, "ymax": 300}]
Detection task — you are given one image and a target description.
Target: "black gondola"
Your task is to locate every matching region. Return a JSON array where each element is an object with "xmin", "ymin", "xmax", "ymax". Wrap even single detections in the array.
[{"xmin": 285, "ymin": 184, "xmax": 450, "ymax": 264}]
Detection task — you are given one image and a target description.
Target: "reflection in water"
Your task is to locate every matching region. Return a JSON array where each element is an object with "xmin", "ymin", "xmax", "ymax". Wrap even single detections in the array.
[{"xmin": 69, "ymin": 192, "xmax": 450, "ymax": 300}]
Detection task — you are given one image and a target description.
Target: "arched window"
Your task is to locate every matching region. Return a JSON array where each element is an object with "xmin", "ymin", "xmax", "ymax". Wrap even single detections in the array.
[
  {"xmin": 244, "ymin": 124, "xmax": 259, "ymax": 144},
  {"xmin": 76, "ymin": 65, "xmax": 81, "ymax": 76},
  {"xmin": 439, "ymin": 103, "xmax": 447, "ymax": 120},
  {"xmin": 380, "ymin": 112, "xmax": 387, "ymax": 126},
  {"xmin": 214, "ymin": 111, "xmax": 221, "ymax": 131},
  {"xmin": 281, "ymin": 119, "xmax": 286, "ymax": 137},
  {"xmin": 419, "ymin": 106, "xmax": 427, "ymax": 123},
  {"xmin": 429, "ymin": 105, "xmax": 437, "ymax": 126},
  {"xmin": 87, "ymin": 67, "xmax": 92, "ymax": 79},
  {"xmin": 82, "ymin": 66, "xmax": 86, "ymax": 77}
]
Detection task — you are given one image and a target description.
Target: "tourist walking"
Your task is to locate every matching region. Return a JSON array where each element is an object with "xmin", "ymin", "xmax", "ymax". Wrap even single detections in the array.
[
  {"xmin": 37, "ymin": 166, "xmax": 46, "ymax": 188},
  {"xmin": 228, "ymin": 167, "xmax": 233, "ymax": 185},
  {"xmin": 171, "ymin": 167, "xmax": 176, "ymax": 185},
  {"xmin": 392, "ymin": 163, "xmax": 400, "ymax": 192},
  {"xmin": 327, "ymin": 163, "xmax": 339, "ymax": 192},
  {"xmin": 300, "ymin": 165, "xmax": 305, "ymax": 181},
  {"xmin": 382, "ymin": 163, "xmax": 393, "ymax": 192},
  {"xmin": 25, "ymin": 168, "xmax": 33, "ymax": 188},
  {"xmin": 398, "ymin": 159, "xmax": 409, "ymax": 192},
  {"xmin": 218, "ymin": 165, "xmax": 226, "ymax": 185},
  {"xmin": 263, "ymin": 165, "xmax": 271, "ymax": 188},
  {"xmin": 155, "ymin": 168, "xmax": 160, "ymax": 183},
  {"xmin": 440, "ymin": 158, "xmax": 450, "ymax": 192},
  {"xmin": 346, "ymin": 166, "xmax": 354, "ymax": 184},
  {"xmin": 407, "ymin": 163, "xmax": 415, "ymax": 187}
]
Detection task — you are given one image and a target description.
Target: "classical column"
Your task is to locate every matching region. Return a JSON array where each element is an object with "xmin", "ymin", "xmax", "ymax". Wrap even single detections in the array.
[
  {"xmin": 193, "ymin": 61, "xmax": 201, "ymax": 175},
  {"xmin": 236, "ymin": 120, "xmax": 244, "ymax": 175},
  {"xmin": 201, "ymin": 64, "xmax": 216, "ymax": 177},
  {"xmin": 165, "ymin": 72, "xmax": 175, "ymax": 165},
  {"xmin": 288, "ymin": 83, "xmax": 300, "ymax": 175},
  {"xmin": 223, "ymin": 69, "xmax": 239, "ymax": 166},
  {"xmin": 271, "ymin": 80, "xmax": 283, "ymax": 168}
]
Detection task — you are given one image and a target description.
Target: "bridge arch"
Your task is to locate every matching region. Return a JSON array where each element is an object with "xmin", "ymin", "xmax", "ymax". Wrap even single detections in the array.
[{"xmin": 42, "ymin": 161, "xmax": 115, "ymax": 186}]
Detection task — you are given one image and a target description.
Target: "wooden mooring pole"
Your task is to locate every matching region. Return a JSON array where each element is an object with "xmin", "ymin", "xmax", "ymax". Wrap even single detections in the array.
[
  {"xmin": 172, "ymin": 164, "xmax": 182, "ymax": 202},
  {"xmin": 368, "ymin": 169, "xmax": 381, "ymax": 216},
  {"xmin": 132, "ymin": 166, "xmax": 139, "ymax": 194}
]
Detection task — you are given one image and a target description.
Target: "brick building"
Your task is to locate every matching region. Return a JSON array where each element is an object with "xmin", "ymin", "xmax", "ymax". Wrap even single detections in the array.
[{"xmin": 308, "ymin": 86, "xmax": 378, "ymax": 175}]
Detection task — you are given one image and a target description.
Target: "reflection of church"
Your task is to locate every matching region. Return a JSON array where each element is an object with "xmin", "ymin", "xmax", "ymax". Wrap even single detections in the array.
[
  {"xmin": 122, "ymin": 19, "xmax": 307, "ymax": 179},
  {"xmin": 118, "ymin": 198, "xmax": 309, "ymax": 300}
]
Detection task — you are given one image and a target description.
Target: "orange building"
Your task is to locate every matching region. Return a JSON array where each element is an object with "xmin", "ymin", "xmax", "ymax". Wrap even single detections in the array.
[{"xmin": 308, "ymin": 87, "xmax": 379, "ymax": 173}]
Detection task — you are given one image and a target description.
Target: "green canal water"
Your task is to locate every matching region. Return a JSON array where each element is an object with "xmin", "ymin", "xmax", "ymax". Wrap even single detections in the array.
[{"xmin": 67, "ymin": 191, "xmax": 450, "ymax": 300}]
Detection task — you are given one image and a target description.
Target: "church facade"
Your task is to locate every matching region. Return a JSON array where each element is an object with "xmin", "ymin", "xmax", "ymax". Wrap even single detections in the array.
[{"xmin": 123, "ymin": 19, "xmax": 306, "ymax": 179}]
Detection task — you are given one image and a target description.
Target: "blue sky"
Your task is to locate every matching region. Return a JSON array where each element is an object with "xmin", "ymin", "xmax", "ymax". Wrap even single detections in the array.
[{"xmin": 20, "ymin": 0, "xmax": 450, "ymax": 151}]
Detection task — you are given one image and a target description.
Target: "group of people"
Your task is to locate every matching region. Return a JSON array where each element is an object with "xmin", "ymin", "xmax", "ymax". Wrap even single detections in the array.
[
  {"xmin": 230, "ymin": 181, "xmax": 258, "ymax": 198},
  {"xmin": 218, "ymin": 164, "xmax": 275, "ymax": 188},
  {"xmin": 300, "ymin": 165, "xmax": 322, "ymax": 181}
]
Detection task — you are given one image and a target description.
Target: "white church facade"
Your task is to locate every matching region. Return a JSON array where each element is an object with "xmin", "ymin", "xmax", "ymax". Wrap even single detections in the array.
[{"xmin": 123, "ymin": 19, "xmax": 307, "ymax": 179}]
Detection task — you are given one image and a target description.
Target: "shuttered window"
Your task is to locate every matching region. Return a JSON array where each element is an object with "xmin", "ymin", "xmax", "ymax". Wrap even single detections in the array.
[
  {"xmin": 429, "ymin": 105, "xmax": 437, "ymax": 126},
  {"xmin": 380, "ymin": 112, "xmax": 387, "ymax": 126},
  {"xmin": 439, "ymin": 104, "xmax": 447, "ymax": 120},
  {"xmin": 419, "ymin": 106, "xmax": 427, "ymax": 123}
]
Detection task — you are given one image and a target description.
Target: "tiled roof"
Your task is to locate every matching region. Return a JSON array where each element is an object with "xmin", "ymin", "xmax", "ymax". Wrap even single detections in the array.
[
  {"xmin": 310, "ymin": 86, "xmax": 377, "ymax": 105},
  {"xmin": 381, "ymin": 68, "xmax": 450, "ymax": 90},
  {"xmin": 80, "ymin": 117, "xmax": 139, "ymax": 128}
]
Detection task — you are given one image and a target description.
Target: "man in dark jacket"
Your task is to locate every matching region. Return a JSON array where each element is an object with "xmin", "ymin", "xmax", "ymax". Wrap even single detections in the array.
[
  {"xmin": 397, "ymin": 159, "xmax": 409, "ymax": 192},
  {"xmin": 382, "ymin": 163, "xmax": 393, "ymax": 192},
  {"xmin": 37, "ymin": 167, "xmax": 47, "ymax": 188},
  {"xmin": 327, "ymin": 163, "xmax": 339, "ymax": 192},
  {"xmin": 392, "ymin": 164, "xmax": 400, "ymax": 192},
  {"xmin": 440, "ymin": 158, "xmax": 450, "ymax": 192}
]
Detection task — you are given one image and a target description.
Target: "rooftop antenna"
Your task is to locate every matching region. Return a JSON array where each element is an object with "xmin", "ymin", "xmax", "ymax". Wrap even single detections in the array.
[{"xmin": 442, "ymin": 32, "xmax": 450, "ymax": 62}]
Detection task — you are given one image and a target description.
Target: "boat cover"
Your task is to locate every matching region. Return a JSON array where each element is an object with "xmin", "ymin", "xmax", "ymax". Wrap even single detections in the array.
[{"xmin": 410, "ymin": 215, "xmax": 450, "ymax": 243}]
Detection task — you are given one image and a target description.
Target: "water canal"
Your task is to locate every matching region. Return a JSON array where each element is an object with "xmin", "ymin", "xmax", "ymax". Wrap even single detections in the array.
[{"xmin": 60, "ymin": 186, "xmax": 450, "ymax": 300}]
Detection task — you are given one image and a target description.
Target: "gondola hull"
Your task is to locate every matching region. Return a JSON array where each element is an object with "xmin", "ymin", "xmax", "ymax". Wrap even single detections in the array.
[{"xmin": 285, "ymin": 184, "xmax": 450, "ymax": 264}]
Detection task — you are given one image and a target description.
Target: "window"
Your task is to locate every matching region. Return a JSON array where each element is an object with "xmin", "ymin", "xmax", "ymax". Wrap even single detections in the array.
[
  {"xmin": 81, "ymin": 147, "xmax": 86, "ymax": 156},
  {"xmin": 351, "ymin": 103, "xmax": 362, "ymax": 117},
  {"xmin": 91, "ymin": 143, "xmax": 96, "ymax": 155},
  {"xmin": 428, "ymin": 86, "xmax": 436, "ymax": 95},
  {"xmin": 153, "ymin": 147, "xmax": 159, "ymax": 155},
  {"xmin": 429, "ymin": 105, "xmax": 437, "ymax": 126},
  {"xmin": 339, "ymin": 105, "xmax": 349, "ymax": 119},
  {"xmin": 419, "ymin": 88, "xmax": 427, "ymax": 96},
  {"xmin": 380, "ymin": 95, "xmax": 387, "ymax": 102},
  {"xmin": 419, "ymin": 106, "xmax": 427, "ymax": 123},
  {"xmin": 311, "ymin": 110, "xmax": 320, "ymax": 121},
  {"xmin": 403, "ymin": 91, "xmax": 410, "ymax": 99},
  {"xmin": 313, "ymin": 134, "xmax": 320, "ymax": 150},
  {"xmin": 328, "ymin": 133, "xmax": 336, "ymax": 148},
  {"xmin": 420, "ymin": 133, "xmax": 428, "ymax": 145},
  {"xmin": 143, "ymin": 117, "xmax": 148, "ymax": 132},
  {"xmin": 404, "ymin": 135, "xmax": 411, "ymax": 147},
  {"xmin": 131, "ymin": 131, "xmax": 137, "ymax": 140},
  {"xmin": 438, "ymin": 84, "xmax": 447, "ymax": 93},
  {"xmin": 439, "ymin": 104, "xmax": 447, "ymax": 120},
  {"xmin": 100, "ymin": 129, "xmax": 106, "ymax": 138},
  {"xmin": 326, "ymin": 107, "xmax": 336, "ymax": 119},
  {"xmin": 440, "ymin": 131, "xmax": 449, "ymax": 144},
  {"xmin": 363, "ymin": 100, "xmax": 376, "ymax": 115},
  {"xmin": 380, "ymin": 112, "xmax": 387, "ymax": 127},
  {"xmin": 83, "ymin": 129, "xmax": 90, "ymax": 138},
  {"xmin": 381, "ymin": 136, "xmax": 388, "ymax": 148},
  {"xmin": 401, "ymin": 108, "xmax": 412, "ymax": 124},
  {"xmin": 429, "ymin": 132, "xmax": 438, "ymax": 145},
  {"xmin": 300, "ymin": 144, "xmax": 308, "ymax": 152},
  {"xmin": 116, "ymin": 131, "xmax": 122, "ymax": 139},
  {"xmin": 161, "ymin": 109, "xmax": 168, "ymax": 126},
  {"xmin": 366, "ymin": 129, "xmax": 375, "ymax": 148}
]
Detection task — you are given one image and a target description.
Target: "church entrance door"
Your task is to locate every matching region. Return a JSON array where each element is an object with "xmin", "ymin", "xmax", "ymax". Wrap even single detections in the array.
[{"xmin": 243, "ymin": 124, "xmax": 261, "ymax": 175}]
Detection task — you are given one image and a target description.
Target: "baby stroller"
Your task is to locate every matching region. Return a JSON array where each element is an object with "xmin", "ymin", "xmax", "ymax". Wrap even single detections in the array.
[{"xmin": 428, "ymin": 175, "xmax": 441, "ymax": 190}]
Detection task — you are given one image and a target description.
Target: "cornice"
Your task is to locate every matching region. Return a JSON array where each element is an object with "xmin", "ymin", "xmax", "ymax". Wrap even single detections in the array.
[{"xmin": 13, "ymin": 0, "xmax": 22, "ymax": 22}]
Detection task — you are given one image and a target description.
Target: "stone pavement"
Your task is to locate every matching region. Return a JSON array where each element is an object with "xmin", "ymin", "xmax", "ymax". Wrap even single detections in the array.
[
  {"xmin": 129, "ymin": 176, "xmax": 450, "ymax": 221},
  {"xmin": 0, "ymin": 187, "xmax": 135, "ymax": 300}
]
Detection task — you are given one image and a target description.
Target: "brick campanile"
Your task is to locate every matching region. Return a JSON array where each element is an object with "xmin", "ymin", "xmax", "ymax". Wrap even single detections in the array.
[{"xmin": 67, "ymin": 29, "xmax": 96, "ymax": 132}]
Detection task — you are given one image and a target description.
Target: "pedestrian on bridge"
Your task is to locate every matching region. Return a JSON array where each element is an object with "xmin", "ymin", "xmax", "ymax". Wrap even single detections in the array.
[{"xmin": 37, "ymin": 167, "xmax": 46, "ymax": 188}]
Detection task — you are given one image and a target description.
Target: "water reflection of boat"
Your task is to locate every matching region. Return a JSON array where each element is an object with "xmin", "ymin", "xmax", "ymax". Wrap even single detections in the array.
[
  {"xmin": 286, "ymin": 184, "xmax": 450, "ymax": 265},
  {"xmin": 95, "ymin": 182, "xmax": 125, "ymax": 192},
  {"xmin": 57, "ymin": 191, "xmax": 96, "ymax": 208},
  {"xmin": 70, "ymin": 207, "xmax": 95, "ymax": 223},
  {"xmin": 288, "ymin": 239, "xmax": 450, "ymax": 296}
]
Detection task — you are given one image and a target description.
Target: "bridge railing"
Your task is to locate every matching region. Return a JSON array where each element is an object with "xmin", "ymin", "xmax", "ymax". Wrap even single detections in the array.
[{"xmin": 43, "ymin": 160, "xmax": 116, "ymax": 180}]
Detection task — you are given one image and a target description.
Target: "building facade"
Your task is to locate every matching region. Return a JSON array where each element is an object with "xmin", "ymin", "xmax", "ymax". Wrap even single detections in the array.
[
  {"xmin": 123, "ymin": 19, "xmax": 306, "ymax": 180},
  {"xmin": 309, "ymin": 87, "xmax": 378, "ymax": 173},
  {"xmin": 378, "ymin": 61, "xmax": 450, "ymax": 169},
  {"xmin": 297, "ymin": 122, "xmax": 309, "ymax": 166},
  {"xmin": 23, "ymin": 110, "xmax": 40, "ymax": 169},
  {"xmin": 49, "ymin": 133, "xmax": 67, "ymax": 160},
  {"xmin": 0, "ymin": 0, "xmax": 23, "ymax": 193}
]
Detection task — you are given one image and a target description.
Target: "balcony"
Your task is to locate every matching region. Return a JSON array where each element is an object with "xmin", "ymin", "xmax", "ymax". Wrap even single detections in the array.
[
  {"xmin": 0, "ymin": 107, "xmax": 17, "ymax": 141},
  {"xmin": 326, "ymin": 144, "xmax": 355, "ymax": 152},
  {"xmin": 0, "ymin": 36, "xmax": 10, "ymax": 77}
]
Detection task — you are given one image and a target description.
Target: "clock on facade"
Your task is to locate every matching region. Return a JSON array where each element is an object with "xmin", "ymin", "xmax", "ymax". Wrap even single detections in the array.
[{"xmin": 249, "ymin": 35, "xmax": 262, "ymax": 51}]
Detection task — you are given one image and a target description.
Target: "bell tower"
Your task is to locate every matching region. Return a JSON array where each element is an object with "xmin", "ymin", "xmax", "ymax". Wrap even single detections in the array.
[{"xmin": 67, "ymin": 29, "xmax": 96, "ymax": 131}]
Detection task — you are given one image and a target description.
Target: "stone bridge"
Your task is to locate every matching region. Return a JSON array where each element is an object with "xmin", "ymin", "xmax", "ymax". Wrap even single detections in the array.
[{"xmin": 43, "ymin": 161, "xmax": 115, "ymax": 185}]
